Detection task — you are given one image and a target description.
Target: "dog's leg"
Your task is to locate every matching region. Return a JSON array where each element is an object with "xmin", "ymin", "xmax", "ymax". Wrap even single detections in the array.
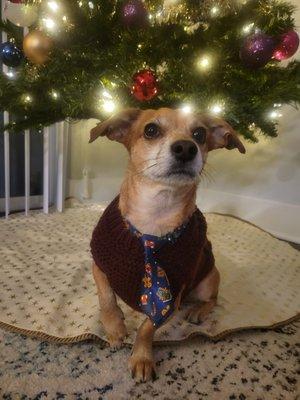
[
  {"xmin": 129, "ymin": 318, "xmax": 156, "ymax": 382},
  {"xmin": 92, "ymin": 263, "xmax": 127, "ymax": 348},
  {"xmin": 186, "ymin": 266, "xmax": 220, "ymax": 323}
]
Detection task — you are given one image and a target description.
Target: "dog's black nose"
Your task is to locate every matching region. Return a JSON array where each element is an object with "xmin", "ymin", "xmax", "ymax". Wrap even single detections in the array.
[{"xmin": 171, "ymin": 140, "xmax": 198, "ymax": 162}]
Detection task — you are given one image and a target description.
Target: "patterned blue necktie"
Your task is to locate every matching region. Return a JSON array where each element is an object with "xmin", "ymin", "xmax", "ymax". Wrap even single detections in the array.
[{"xmin": 127, "ymin": 221, "xmax": 189, "ymax": 327}]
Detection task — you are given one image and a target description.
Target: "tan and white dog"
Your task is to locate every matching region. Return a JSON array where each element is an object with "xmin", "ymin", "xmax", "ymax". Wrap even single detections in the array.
[{"xmin": 89, "ymin": 108, "xmax": 245, "ymax": 382}]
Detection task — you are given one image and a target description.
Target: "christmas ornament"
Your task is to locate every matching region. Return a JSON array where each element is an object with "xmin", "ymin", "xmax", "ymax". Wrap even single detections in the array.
[
  {"xmin": 23, "ymin": 31, "xmax": 53, "ymax": 65},
  {"xmin": 0, "ymin": 41, "xmax": 23, "ymax": 67},
  {"xmin": 121, "ymin": 0, "xmax": 148, "ymax": 28},
  {"xmin": 4, "ymin": 0, "xmax": 38, "ymax": 27},
  {"xmin": 240, "ymin": 33, "xmax": 276, "ymax": 69},
  {"xmin": 273, "ymin": 30, "xmax": 299, "ymax": 61},
  {"xmin": 131, "ymin": 69, "xmax": 158, "ymax": 101}
]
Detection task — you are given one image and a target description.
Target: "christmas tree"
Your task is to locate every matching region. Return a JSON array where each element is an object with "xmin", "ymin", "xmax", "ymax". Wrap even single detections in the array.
[{"xmin": 0, "ymin": 0, "xmax": 299, "ymax": 141}]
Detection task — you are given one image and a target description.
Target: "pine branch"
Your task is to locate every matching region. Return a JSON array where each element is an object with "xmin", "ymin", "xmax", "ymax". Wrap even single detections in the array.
[{"xmin": 0, "ymin": 0, "xmax": 299, "ymax": 141}]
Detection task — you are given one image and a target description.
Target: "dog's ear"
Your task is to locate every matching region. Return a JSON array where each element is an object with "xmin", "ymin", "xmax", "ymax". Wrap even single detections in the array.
[
  {"xmin": 202, "ymin": 115, "xmax": 246, "ymax": 154},
  {"xmin": 89, "ymin": 108, "xmax": 141, "ymax": 145}
]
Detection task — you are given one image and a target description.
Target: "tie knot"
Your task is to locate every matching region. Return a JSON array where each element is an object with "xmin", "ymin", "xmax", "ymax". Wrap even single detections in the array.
[{"xmin": 142, "ymin": 239, "xmax": 157, "ymax": 249}]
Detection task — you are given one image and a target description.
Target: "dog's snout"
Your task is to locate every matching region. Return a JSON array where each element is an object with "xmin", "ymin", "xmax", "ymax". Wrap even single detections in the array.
[{"xmin": 171, "ymin": 140, "xmax": 198, "ymax": 162}]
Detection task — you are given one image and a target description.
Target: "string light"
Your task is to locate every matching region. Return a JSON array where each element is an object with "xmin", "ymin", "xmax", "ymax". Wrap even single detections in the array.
[
  {"xmin": 5, "ymin": 70, "xmax": 15, "ymax": 79},
  {"xmin": 102, "ymin": 100, "xmax": 116, "ymax": 113},
  {"xmin": 197, "ymin": 55, "xmax": 212, "ymax": 70},
  {"xmin": 47, "ymin": 1, "xmax": 59, "ymax": 12},
  {"xmin": 210, "ymin": 103, "xmax": 224, "ymax": 115},
  {"xmin": 268, "ymin": 103, "xmax": 283, "ymax": 120},
  {"xmin": 180, "ymin": 104, "xmax": 193, "ymax": 114},
  {"xmin": 269, "ymin": 110, "xmax": 282, "ymax": 120},
  {"xmin": 42, "ymin": 17, "xmax": 56, "ymax": 30},
  {"xmin": 22, "ymin": 94, "xmax": 33, "ymax": 104},
  {"xmin": 102, "ymin": 90, "xmax": 112, "ymax": 99},
  {"xmin": 88, "ymin": 1, "xmax": 94, "ymax": 9},
  {"xmin": 99, "ymin": 90, "xmax": 117, "ymax": 114},
  {"xmin": 242, "ymin": 22, "xmax": 255, "ymax": 35},
  {"xmin": 211, "ymin": 6, "xmax": 220, "ymax": 16},
  {"xmin": 50, "ymin": 89, "xmax": 59, "ymax": 100}
]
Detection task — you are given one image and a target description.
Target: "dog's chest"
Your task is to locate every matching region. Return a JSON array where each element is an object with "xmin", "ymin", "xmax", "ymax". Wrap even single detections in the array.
[{"xmin": 90, "ymin": 196, "xmax": 215, "ymax": 313}]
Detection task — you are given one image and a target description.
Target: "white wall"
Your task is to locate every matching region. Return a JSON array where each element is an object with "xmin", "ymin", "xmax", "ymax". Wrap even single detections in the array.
[{"xmin": 68, "ymin": 2, "xmax": 300, "ymax": 243}]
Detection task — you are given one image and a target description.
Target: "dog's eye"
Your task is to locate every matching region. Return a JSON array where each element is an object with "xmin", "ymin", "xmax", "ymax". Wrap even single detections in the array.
[
  {"xmin": 144, "ymin": 123, "xmax": 160, "ymax": 139},
  {"xmin": 192, "ymin": 127, "xmax": 207, "ymax": 144}
]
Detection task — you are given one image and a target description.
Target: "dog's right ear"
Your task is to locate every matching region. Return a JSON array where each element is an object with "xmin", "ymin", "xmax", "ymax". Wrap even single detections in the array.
[{"xmin": 89, "ymin": 108, "xmax": 141, "ymax": 145}]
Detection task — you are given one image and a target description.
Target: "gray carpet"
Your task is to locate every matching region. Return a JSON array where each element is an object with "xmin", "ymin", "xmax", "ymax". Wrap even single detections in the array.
[{"xmin": 0, "ymin": 322, "xmax": 299, "ymax": 400}]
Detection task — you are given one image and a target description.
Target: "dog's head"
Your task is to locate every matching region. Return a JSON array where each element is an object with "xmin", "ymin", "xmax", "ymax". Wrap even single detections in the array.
[{"xmin": 90, "ymin": 108, "xmax": 245, "ymax": 186}]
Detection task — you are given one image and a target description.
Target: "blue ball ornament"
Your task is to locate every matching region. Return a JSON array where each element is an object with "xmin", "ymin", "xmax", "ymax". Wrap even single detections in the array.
[{"xmin": 0, "ymin": 41, "xmax": 23, "ymax": 68}]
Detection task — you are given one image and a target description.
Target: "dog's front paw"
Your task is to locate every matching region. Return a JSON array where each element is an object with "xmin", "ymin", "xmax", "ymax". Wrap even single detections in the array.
[
  {"xmin": 108, "ymin": 322, "xmax": 128, "ymax": 350},
  {"xmin": 185, "ymin": 304, "xmax": 210, "ymax": 324},
  {"xmin": 129, "ymin": 356, "xmax": 157, "ymax": 382},
  {"xmin": 103, "ymin": 317, "xmax": 128, "ymax": 350}
]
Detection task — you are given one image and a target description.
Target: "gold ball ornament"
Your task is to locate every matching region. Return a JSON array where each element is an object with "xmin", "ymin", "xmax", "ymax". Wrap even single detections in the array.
[{"xmin": 23, "ymin": 30, "xmax": 53, "ymax": 65}]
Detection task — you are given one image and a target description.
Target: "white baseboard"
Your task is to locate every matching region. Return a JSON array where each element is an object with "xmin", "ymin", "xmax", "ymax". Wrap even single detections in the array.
[
  {"xmin": 0, "ymin": 195, "xmax": 44, "ymax": 213},
  {"xmin": 68, "ymin": 178, "xmax": 300, "ymax": 244},
  {"xmin": 197, "ymin": 189, "xmax": 300, "ymax": 244}
]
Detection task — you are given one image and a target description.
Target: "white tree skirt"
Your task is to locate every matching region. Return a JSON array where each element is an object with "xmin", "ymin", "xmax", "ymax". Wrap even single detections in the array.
[{"xmin": 0, "ymin": 203, "xmax": 299, "ymax": 345}]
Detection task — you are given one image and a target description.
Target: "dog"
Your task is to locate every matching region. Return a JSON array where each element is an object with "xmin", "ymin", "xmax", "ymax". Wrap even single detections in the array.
[{"xmin": 89, "ymin": 107, "xmax": 245, "ymax": 382}]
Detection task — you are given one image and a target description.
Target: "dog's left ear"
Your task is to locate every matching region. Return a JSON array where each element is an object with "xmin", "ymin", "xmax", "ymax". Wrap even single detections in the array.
[
  {"xmin": 203, "ymin": 116, "xmax": 246, "ymax": 154},
  {"xmin": 89, "ymin": 108, "xmax": 141, "ymax": 145}
]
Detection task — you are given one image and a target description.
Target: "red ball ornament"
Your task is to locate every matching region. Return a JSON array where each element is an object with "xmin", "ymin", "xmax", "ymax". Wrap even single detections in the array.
[
  {"xmin": 131, "ymin": 69, "xmax": 158, "ymax": 101},
  {"xmin": 273, "ymin": 30, "xmax": 299, "ymax": 61}
]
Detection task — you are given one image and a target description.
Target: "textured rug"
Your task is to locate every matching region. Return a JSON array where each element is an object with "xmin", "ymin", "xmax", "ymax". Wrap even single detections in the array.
[
  {"xmin": 0, "ymin": 202, "xmax": 299, "ymax": 345},
  {"xmin": 0, "ymin": 322, "xmax": 299, "ymax": 399}
]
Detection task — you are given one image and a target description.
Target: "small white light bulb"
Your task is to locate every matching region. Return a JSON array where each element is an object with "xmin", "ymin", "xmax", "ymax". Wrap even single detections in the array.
[
  {"xmin": 197, "ymin": 56, "xmax": 211, "ymax": 70},
  {"xmin": 51, "ymin": 90, "xmax": 59, "ymax": 100},
  {"xmin": 269, "ymin": 110, "xmax": 282, "ymax": 120},
  {"xmin": 23, "ymin": 94, "xmax": 33, "ymax": 104},
  {"xmin": 181, "ymin": 104, "xmax": 193, "ymax": 114},
  {"xmin": 102, "ymin": 100, "xmax": 116, "ymax": 114},
  {"xmin": 211, "ymin": 103, "xmax": 224, "ymax": 115},
  {"xmin": 102, "ymin": 90, "xmax": 112, "ymax": 99},
  {"xmin": 43, "ymin": 18, "xmax": 56, "ymax": 30},
  {"xmin": 242, "ymin": 22, "xmax": 255, "ymax": 34},
  {"xmin": 211, "ymin": 6, "xmax": 219, "ymax": 16},
  {"xmin": 47, "ymin": 1, "xmax": 59, "ymax": 12},
  {"xmin": 5, "ymin": 70, "xmax": 15, "ymax": 79}
]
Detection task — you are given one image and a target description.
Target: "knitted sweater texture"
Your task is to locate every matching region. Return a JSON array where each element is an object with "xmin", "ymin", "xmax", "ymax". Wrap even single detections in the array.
[{"xmin": 90, "ymin": 196, "xmax": 215, "ymax": 313}]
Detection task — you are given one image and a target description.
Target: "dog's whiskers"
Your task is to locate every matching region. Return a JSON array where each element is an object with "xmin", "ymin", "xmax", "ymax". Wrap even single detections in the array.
[
  {"xmin": 132, "ymin": 162, "xmax": 160, "ymax": 177},
  {"xmin": 199, "ymin": 166, "xmax": 215, "ymax": 186}
]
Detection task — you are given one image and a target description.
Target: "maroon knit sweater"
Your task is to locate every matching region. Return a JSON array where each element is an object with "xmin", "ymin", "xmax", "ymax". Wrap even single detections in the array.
[{"xmin": 90, "ymin": 196, "xmax": 215, "ymax": 312}]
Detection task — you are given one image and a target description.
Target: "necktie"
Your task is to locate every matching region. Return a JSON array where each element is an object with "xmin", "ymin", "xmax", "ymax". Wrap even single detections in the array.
[{"xmin": 127, "ymin": 221, "xmax": 189, "ymax": 327}]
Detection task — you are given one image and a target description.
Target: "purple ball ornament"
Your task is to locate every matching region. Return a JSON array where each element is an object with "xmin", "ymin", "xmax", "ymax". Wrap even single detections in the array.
[
  {"xmin": 273, "ymin": 30, "xmax": 299, "ymax": 61},
  {"xmin": 240, "ymin": 32, "xmax": 277, "ymax": 69},
  {"xmin": 121, "ymin": 0, "xmax": 149, "ymax": 29}
]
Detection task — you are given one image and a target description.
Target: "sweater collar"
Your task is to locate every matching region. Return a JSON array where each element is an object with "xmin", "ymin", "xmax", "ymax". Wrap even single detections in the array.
[{"xmin": 125, "ymin": 210, "xmax": 196, "ymax": 246}]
